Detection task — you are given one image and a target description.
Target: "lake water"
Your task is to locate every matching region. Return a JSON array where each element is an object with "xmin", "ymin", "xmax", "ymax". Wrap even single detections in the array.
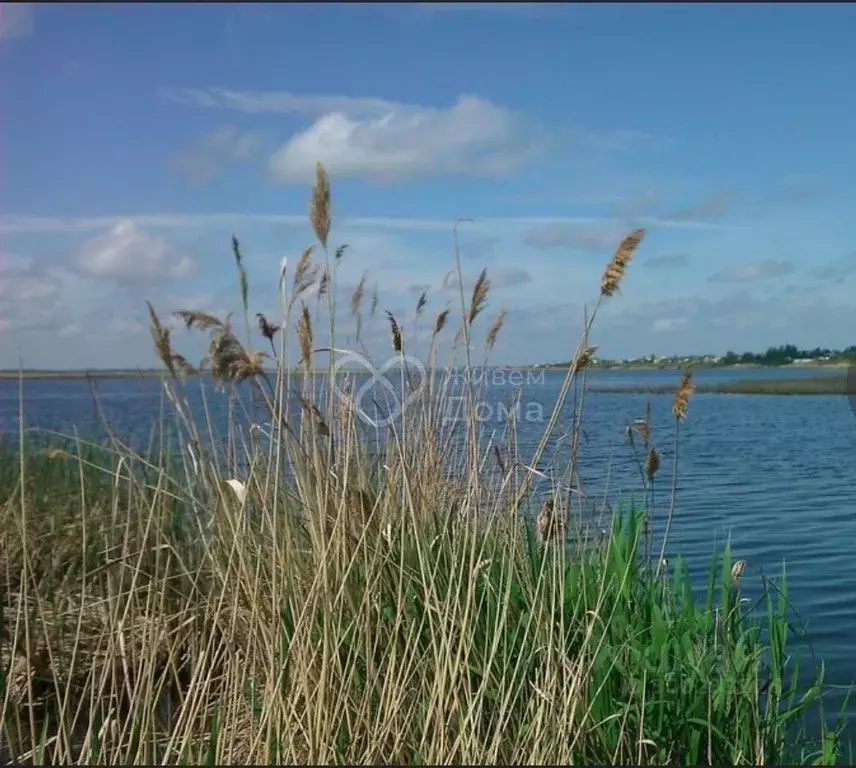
[{"xmin": 2, "ymin": 366, "xmax": 855, "ymax": 734}]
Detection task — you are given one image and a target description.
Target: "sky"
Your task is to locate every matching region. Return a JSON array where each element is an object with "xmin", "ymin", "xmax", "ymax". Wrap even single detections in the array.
[{"xmin": 2, "ymin": 2, "xmax": 856, "ymax": 370}]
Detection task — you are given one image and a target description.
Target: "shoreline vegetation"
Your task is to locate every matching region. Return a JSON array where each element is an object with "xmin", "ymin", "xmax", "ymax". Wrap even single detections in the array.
[{"xmin": 1, "ymin": 166, "xmax": 849, "ymax": 764}]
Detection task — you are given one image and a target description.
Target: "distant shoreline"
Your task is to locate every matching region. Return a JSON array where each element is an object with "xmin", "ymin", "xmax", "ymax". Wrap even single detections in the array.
[{"xmin": 0, "ymin": 360, "xmax": 851, "ymax": 381}]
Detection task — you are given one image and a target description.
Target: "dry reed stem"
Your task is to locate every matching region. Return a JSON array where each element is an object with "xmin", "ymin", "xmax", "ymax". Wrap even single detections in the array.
[{"xmin": 601, "ymin": 228, "xmax": 645, "ymax": 298}]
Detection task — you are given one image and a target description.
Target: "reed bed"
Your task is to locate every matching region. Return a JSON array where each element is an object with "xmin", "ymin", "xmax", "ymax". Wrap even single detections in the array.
[{"xmin": 0, "ymin": 164, "xmax": 847, "ymax": 765}]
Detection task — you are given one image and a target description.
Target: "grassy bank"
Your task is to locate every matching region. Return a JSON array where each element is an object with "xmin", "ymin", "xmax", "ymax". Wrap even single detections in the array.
[
  {"xmin": 0, "ymin": 166, "xmax": 847, "ymax": 765},
  {"xmin": 588, "ymin": 374, "xmax": 852, "ymax": 396}
]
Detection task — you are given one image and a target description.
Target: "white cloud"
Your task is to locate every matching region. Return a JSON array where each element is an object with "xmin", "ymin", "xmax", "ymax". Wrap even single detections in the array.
[
  {"xmin": 268, "ymin": 94, "xmax": 544, "ymax": 183},
  {"xmin": 76, "ymin": 220, "xmax": 196, "ymax": 284},
  {"xmin": 708, "ymin": 259, "xmax": 795, "ymax": 284},
  {"xmin": 161, "ymin": 88, "xmax": 544, "ymax": 183},
  {"xmin": 171, "ymin": 126, "xmax": 263, "ymax": 183},
  {"xmin": 0, "ymin": 3, "xmax": 33, "ymax": 39},
  {"xmin": 0, "ymin": 253, "xmax": 34, "ymax": 273}
]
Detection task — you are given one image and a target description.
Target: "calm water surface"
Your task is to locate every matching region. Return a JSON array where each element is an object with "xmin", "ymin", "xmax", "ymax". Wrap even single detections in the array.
[{"xmin": 2, "ymin": 367, "xmax": 855, "ymax": 733}]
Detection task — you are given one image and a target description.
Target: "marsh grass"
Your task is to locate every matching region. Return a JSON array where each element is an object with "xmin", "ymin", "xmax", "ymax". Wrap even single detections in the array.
[{"xmin": 0, "ymin": 168, "xmax": 848, "ymax": 765}]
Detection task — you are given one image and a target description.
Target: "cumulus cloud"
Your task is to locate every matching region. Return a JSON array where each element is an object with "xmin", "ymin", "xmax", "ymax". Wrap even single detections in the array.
[
  {"xmin": 76, "ymin": 220, "xmax": 196, "ymax": 284},
  {"xmin": 0, "ymin": 3, "xmax": 33, "ymax": 39},
  {"xmin": 171, "ymin": 126, "xmax": 263, "ymax": 183},
  {"xmin": 267, "ymin": 95, "xmax": 543, "ymax": 183},
  {"xmin": 708, "ymin": 259, "xmax": 795, "ymax": 284}
]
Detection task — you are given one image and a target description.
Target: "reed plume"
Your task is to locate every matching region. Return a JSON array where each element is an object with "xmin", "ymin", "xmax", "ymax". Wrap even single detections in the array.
[
  {"xmin": 232, "ymin": 235, "xmax": 249, "ymax": 314},
  {"xmin": 601, "ymin": 228, "xmax": 645, "ymax": 298},
  {"xmin": 673, "ymin": 368, "xmax": 695, "ymax": 421},
  {"xmin": 572, "ymin": 345, "xmax": 598, "ymax": 374},
  {"xmin": 351, "ymin": 272, "xmax": 367, "ymax": 316},
  {"xmin": 485, "ymin": 309, "xmax": 506, "ymax": 353},
  {"xmin": 434, "ymin": 308, "xmax": 450, "ymax": 336},
  {"xmin": 416, "ymin": 291, "xmax": 428, "ymax": 317},
  {"xmin": 468, "ymin": 268, "xmax": 490, "ymax": 325},
  {"xmin": 297, "ymin": 303, "xmax": 313, "ymax": 369},
  {"xmin": 386, "ymin": 311, "xmax": 403, "ymax": 353},
  {"xmin": 335, "ymin": 244, "xmax": 348, "ymax": 262},
  {"xmin": 537, "ymin": 497, "xmax": 565, "ymax": 545},
  {"xmin": 309, "ymin": 161, "xmax": 331, "ymax": 249},
  {"xmin": 370, "ymin": 285, "xmax": 379, "ymax": 316},
  {"xmin": 645, "ymin": 447, "xmax": 661, "ymax": 482}
]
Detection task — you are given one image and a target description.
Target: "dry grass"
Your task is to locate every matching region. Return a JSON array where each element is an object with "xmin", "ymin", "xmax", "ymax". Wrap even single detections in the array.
[{"xmin": 0, "ymin": 166, "xmax": 844, "ymax": 766}]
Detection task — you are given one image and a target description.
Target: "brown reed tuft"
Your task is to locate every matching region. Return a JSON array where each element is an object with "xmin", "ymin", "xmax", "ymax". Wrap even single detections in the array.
[
  {"xmin": 434, "ymin": 308, "xmax": 450, "ymax": 336},
  {"xmin": 416, "ymin": 291, "xmax": 428, "ymax": 317},
  {"xmin": 731, "ymin": 559, "xmax": 747, "ymax": 586},
  {"xmin": 256, "ymin": 313, "xmax": 280, "ymax": 341},
  {"xmin": 572, "ymin": 345, "xmax": 598, "ymax": 374},
  {"xmin": 317, "ymin": 266, "xmax": 330, "ymax": 300},
  {"xmin": 485, "ymin": 309, "xmax": 506, "ymax": 353},
  {"xmin": 536, "ymin": 497, "xmax": 565, "ymax": 545},
  {"xmin": 601, "ymin": 228, "xmax": 645, "ymax": 298},
  {"xmin": 370, "ymin": 285, "xmax": 379, "ymax": 316},
  {"xmin": 293, "ymin": 246, "xmax": 316, "ymax": 298},
  {"xmin": 386, "ymin": 311, "xmax": 403, "ymax": 353},
  {"xmin": 147, "ymin": 302, "xmax": 196, "ymax": 377},
  {"xmin": 351, "ymin": 272, "xmax": 368, "ymax": 316},
  {"xmin": 645, "ymin": 447, "xmax": 661, "ymax": 481},
  {"xmin": 173, "ymin": 310, "xmax": 225, "ymax": 332},
  {"xmin": 309, "ymin": 161, "xmax": 332, "ymax": 249},
  {"xmin": 468, "ymin": 268, "xmax": 490, "ymax": 325},
  {"xmin": 297, "ymin": 303, "xmax": 313, "ymax": 368},
  {"xmin": 232, "ymin": 235, "xmax": 249, "ymax": 313},
  {"xmin": 206, "ymin": 325, "xmax": 265, "ymax": 383},
  {"xmin": 673, "ymin": 368, "xmax": 694, "ymax": 421}
]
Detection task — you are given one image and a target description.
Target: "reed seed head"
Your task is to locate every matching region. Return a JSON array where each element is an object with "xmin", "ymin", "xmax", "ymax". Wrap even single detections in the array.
[
  {"xmin": 416, "ymin": 291, "xmax": 428, "ymax": 317},
  {"xmin": 335, "ymin": 244, "xmax": 349, "ymax": 262},
  {"xmin": 317, "ymin": 266, "xmax": 330, "ymax": 300},
  {"xmin": 485, "ymin": 309, "xmax": 506, "ymax": 353},
  {"xmin": 601, "ymin": 228, "xmax": 645, "ymax": 298},
  {"xmin": 572, "ymin": 345, "xmax": 598, "ymax": 374},
  {"xmin": 434, "ymin": 308, "xmax": 450, "ymax": 336},
  {"xmin": 386, "ymin": 311, "xmax": 403, "ymax": 353},
  {"xmin": 731, "ymin": 559, "xmax": 747, "ymax": 586},
  {"xmin": 297, "ymin": 303, "xmax": 313, "ymax": 367},
  {"xmin": 256, "ymin": 313, "xmax": 280, "ymax": 341},
  {"xmin": 370, "ymin": 285, "xmax": 379, "ymax": 316},
  {"xmin": 537, "ymin": 497, "xmax": 565, "ymax": 545},
  {"xmin": 232, "ymin": 235, "xmax": 250, "ymax": 313},
  {"xmin": 351, "ymin": 272, "xmax": 368, "ymax": 316},
  {"xmin": 293, "ymin": 246, "xmax": 316, "ymax": 298},
  {"xmin": 206, "ymin": 326, "xmax": 265, "ymax": 383},
  {"xmin": 673, "ymin": 368, "xmax": 695, "ymax": 421},
  {"xmin": 645, "ymin": 447, "xmax": 661, "ymax": 482},
  {"xmin": 468, "ymin": 268, "xmax": 490, "ymax": 325},
  {"xmin": 173, "ymin": 310, "xmax": 225, "ymax": 332},
  {"xmin": 309, "ymin": 161, "xmax": 332, "ymax": 249}
]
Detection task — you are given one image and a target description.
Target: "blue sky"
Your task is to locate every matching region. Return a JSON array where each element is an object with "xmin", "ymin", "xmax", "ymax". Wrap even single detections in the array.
[{"xmin": 2, "ymin": 2, "xmax": 856, "ymax": 369}]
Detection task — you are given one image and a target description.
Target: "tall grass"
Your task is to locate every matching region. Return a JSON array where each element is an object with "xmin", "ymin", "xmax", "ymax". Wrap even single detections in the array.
[{"xmin": 0, "ymin": 165, "xmax": 847, "ymax": 765}]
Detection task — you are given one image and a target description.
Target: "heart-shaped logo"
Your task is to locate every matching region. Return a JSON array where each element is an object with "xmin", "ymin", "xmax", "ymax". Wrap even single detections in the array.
[{"xmin": 330, "ymin": 352, "xmax": 427, "ymax": 427}]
